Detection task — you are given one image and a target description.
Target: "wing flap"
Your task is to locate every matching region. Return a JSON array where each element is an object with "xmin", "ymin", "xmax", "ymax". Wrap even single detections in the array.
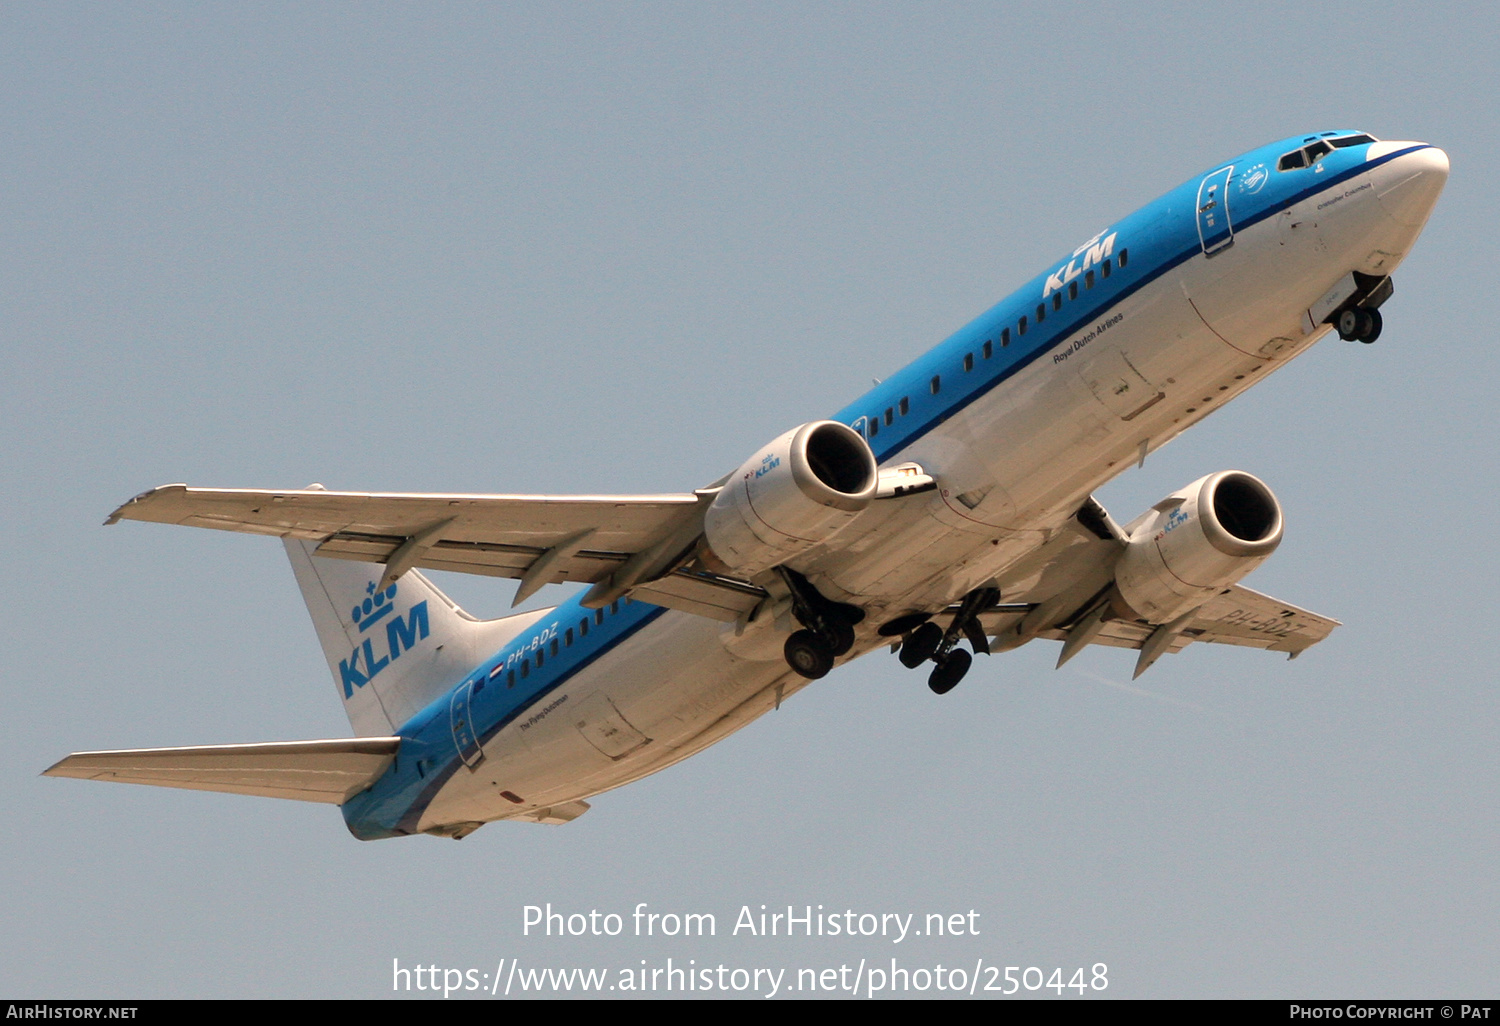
[
  {"xmin": 632, "ymin": 569, "xmax": 767, "ymax": 622},
  {"xmin": 43, "ymin": 737, "xmax": 401, "ymax": 805}
]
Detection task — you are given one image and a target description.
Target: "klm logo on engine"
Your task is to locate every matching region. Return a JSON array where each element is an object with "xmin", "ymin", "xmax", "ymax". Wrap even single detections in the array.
[
  {"xmin": 338, "ymin": 581, "xmax": 430, "ymax": 699},
  {"xmin": 1043, "ymin": 230, "xmax": 1118, "ymax": 298},
  {"xmin": 1157, "ymin": 505, "xmax": 1191, "ymax": 540},
  {"xmin": 753, "ymin": 453, "xmax": 782, "ymax": 478}
]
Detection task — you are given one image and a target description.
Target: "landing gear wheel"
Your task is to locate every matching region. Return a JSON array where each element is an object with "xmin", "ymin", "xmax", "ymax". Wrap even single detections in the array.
[
  {"xmin": 899, "ymin": 622, "xmax": 944, "ymax": 669},
  {"xmin": 784, "ymin": 630, "xmax": 834, "ymax": 680},
  {"xmin": 1336, "ymin": 307, "xmax": 1362, "ymax": 341},
  {"xmin": 1359, "ymin": 307, "xmax": 1383, "ymax": 344},
  {"xmin": 928, "ymin": 649, "xmax": 973, "ymax": 695},
  {"xmin": 827, "ymin": 622, "xmax": 856, "ymax": 657}
]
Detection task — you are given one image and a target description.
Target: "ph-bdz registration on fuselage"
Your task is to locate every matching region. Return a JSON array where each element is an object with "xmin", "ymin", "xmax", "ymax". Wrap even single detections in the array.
[{"xmin": 48, "ymin": 132, "xmax": 1448, "ymax": 841}]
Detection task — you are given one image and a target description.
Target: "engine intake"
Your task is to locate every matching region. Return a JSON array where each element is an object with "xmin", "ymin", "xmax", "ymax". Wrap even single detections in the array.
[
  {"xmin": 1114, "ymin": 470, "xmax": 1283, "ymax": 623},
  {"xmin": 703, "ymin": 421, "xmax": 878, "ymax": 577}
]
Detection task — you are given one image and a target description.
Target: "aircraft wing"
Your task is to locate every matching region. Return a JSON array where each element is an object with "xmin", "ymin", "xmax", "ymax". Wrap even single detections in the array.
[
  {"xmin": 43, "ymin": 738, "xmax": 401, "ymax": 804},
  {"xmin": 107, "ymin": 484, "xmax": 766, "ymax": 621},
  {"xmin": 941, "ymin": 493, "xmax": 1339, "ymax": 667},
  {"xmin": 1028, "ymin": 584, "xmax": 1340, "ymax": 657}
]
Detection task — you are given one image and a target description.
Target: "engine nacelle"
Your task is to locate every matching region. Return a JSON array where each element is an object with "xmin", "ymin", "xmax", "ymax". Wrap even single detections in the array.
[
  {"xmin": 703, "ymin": 421, "xmax": 878, "ymax": 577},
  {"xmin": 1114, "ymin": 470, "xmax": 1284, "ymax": 623}
]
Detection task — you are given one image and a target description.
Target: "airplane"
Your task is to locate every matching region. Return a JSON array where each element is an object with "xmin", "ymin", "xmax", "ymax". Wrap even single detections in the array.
[{"xmin": 46, "ymin": 131, "xmax": 1448, "ymax": 840}]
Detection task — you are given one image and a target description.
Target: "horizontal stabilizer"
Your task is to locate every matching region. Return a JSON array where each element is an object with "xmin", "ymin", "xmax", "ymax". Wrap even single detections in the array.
[{"xmin": 43, "ymin": 737, "xmax": 401, "ymax": 805}]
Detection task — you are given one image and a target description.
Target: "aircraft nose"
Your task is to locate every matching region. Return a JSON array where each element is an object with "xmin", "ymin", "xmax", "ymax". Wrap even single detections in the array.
[{"xmin": 1369, "ymin": 143, "xmax": 1449, "ymax": 228}]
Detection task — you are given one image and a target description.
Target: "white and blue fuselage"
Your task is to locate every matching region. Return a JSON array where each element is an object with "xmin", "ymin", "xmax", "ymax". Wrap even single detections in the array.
[{"xmin": 340, "ymin": 132, "xmax": 1448, "ymax": 840}]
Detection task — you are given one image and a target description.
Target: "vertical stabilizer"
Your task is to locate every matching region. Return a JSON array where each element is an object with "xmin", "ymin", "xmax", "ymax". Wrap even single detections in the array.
[{"xmin": 283, "ymin": 539, "xmax": 550, "ymax": 735}]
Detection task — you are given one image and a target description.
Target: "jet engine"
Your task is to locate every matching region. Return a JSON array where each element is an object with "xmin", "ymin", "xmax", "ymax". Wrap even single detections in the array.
[
  {"xmin": 702, "ymin": 420, "xmax": 878, "ymax": 577},
  {"xmin": 1113, "ymin": 471, "xmax": 1284, "ymax": 623}
]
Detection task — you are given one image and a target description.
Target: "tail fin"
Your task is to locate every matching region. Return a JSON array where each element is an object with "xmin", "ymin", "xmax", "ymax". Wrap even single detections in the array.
[{"xmin": 284, "ymin": 539, "xmax": 550, "ymax": 736}]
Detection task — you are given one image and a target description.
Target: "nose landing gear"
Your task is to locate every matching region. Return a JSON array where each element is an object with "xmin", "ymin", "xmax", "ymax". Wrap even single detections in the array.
[
  {"xmin": 1336, "ymin": 306, "xmax": 1383, "ymax": 344},
  {"xmin": 1329, "ymin": 272, "xmax": 1392, "ymax": 344}
]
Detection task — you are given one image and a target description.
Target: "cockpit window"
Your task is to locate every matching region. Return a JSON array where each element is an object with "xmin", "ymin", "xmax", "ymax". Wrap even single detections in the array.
[
  {"xmin": 1303, "ymin": 140, "xmax": 1332, "ymax": 163},
  {"xmin": 1276, "ymin": 133, "xmax": 1374, "ymax": 172}
]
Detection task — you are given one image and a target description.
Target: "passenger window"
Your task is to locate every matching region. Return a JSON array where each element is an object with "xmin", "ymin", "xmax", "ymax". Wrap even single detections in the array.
[
  {"xmin": 963, "ymin": 353, "xmax": 973, "ymax": 372},
  {"xmin": 868, "ymin": 417, "xmax": 879, "ymax": 437},
  {"xmin": 982, "ymin": 340, "xmax": 992, "ymax": 359},
  {"xmin": 595, "ymin": 609, "xmax": 604, "ymax": 625},
  {"xmin": 521, "ymin": 659, "xmax": 530, "ymax": 678},
  {"xmin": 1036, "ymin": 303, "xmax": 1045, "ymax": 323},
  {"xmin": 508, "ymin": 670, "xmax": 515, "ymax": 688},
  {"xmin": 1052, "ymin": 293, "xmax": 1062, "ymax": 311},
  {"xmin": 1018, "ymin": 316, "xmax": 1027, "ymax": 336},
  {"xmin": 899, "ymin": 397, "xmax": 909, "ymax": 415},
  {"xmin": 611, "ymin": 600, "xmax": 619, "ymax": 614},
  {"xmin": 1001, "ymin": 327, "xmax": 1010, "ymax": 347},
  {"xmin": 565, "ymin": 628, "xmax": 573, "ymax": 646},
  {"xmin": 551, "ymin": 638, "xmax": 560, "ymax": 656},
  {"xmin": 930, "ymin": 375, "xmax": 940, "ymax": 394},
  {"xmin": 1102, "ymin": 259, "xmax": 1112, "ymax": 278},
  {"xmin": 884, "ymin": 407, "xmax": 893, "ymax": 425},
  {"xmin": 580, "ymin": 618, "xmax": 588, "ymax": 637},
  {"xmin": 1085, "ymin": 269, "xmax": 1095, "ymax": 289},
  {"xmin": 536, "ymin": 649, "xmax": 544, "ymax": 668},
  {"xmin": 1119, "ymin": 248, "xmax": 1129, "ymax": 269},
  {"xmin": 1068, "ymin": 281, "xmax": 1078, "ymax": 300}
]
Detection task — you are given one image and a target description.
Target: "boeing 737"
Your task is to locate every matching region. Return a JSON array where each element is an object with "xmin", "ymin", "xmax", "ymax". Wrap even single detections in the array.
[{"xmin": 47, "ymin": 131, "xmax": 1448, "ymax": 840}]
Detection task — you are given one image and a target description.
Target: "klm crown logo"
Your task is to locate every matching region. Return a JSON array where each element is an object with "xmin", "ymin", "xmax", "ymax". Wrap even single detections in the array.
[
  {"xmin": 339, "ymin": 579, "xmax": 431, "ymax": 700},
  {"xmin": 353, "ymin": 581, "xmax": 399, "ymax": 633}
]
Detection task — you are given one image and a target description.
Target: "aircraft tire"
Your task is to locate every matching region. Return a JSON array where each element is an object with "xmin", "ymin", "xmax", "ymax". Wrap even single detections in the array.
[
  {"xmin": 1336, "ymin": 308, "xmax": 1362, "ymax": 341},
  {"xmin": 827, "ymin": 622, "xmax": 856, "ymax": 657},
  {"xmin": 1359, "ymin": 307, "xmax": 1383, "ymax": 344},
  {"xmin": 928, "ymin": 649, "xmax": 972, "ymax": 694},
  {"xmin": 899, "ymin": 622, "xmax": 944, "ymax": 668},
  {"xmin": 785, "ymin": 630, "xmax": 834, "ymax": 679}
]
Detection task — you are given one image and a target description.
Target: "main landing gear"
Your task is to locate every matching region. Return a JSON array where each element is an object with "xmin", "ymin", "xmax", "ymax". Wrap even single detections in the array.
[
  {"xmin": 881, "ymin": 586, "xmax": 999, "ymax": 695},
  {"xmin": 1336, "ymin": 306, "xmax": 1383, "ymax": 344},
  {"xmin": 778, "ymin": 567, "xmax": 864, "ymax": 681}
]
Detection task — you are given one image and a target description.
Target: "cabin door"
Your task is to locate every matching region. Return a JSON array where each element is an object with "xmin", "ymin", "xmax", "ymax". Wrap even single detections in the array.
[
  {"xmin": 1196, "ymin": 166, "xmax": 1235, "ymax": 256},
  {"xmin": 450, "ymin": 678, "xmax": 484, "ymax": 769}
]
